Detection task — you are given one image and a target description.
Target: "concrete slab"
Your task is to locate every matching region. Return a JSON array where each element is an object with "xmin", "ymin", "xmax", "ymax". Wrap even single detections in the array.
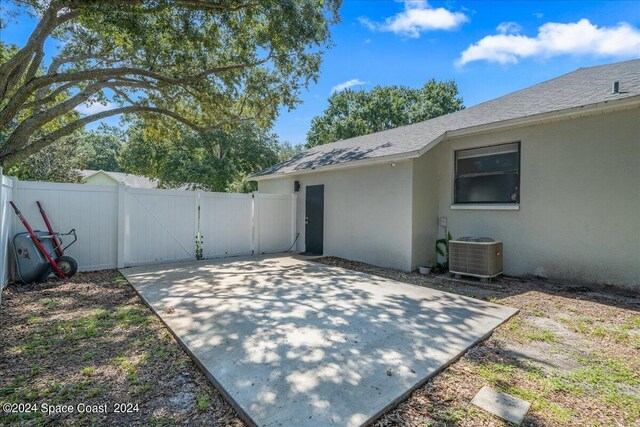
[
  {"xmin": 121, "ymin": 254, "xmax": 518, "ymax": 427},
  {"xmin": 471, "ymin": 386, "xmax": 531, "ymax": 425}
]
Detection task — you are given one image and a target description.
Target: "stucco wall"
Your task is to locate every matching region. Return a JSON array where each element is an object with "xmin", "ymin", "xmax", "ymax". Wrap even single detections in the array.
[
  {"xmin": 411, "ymin": 151, "xmax": 439, "ymax": 270},
  {"xmin": 431, "ymin": 107, "xmax": 640, "ymax": 288},
  {"xmin": 258, "ymin": 161, "xmax": 414, "ymax": 271}
]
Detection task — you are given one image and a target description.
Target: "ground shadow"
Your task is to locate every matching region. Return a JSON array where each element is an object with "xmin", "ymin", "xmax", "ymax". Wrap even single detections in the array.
[{"xmin": 121, "ymin": 255, "xmax": 517, "ymax": 426}]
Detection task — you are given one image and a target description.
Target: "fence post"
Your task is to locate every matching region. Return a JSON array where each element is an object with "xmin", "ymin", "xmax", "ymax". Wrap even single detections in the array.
[
  {"xmin": 194, "ymin": 191, "xmax": 200, "ymax": 258},
  {"xmin": 251, "ymin": 192, "xmax": 259, "ymax": 255},
  {"xmin": 0, "ymin": 168, "xmax": 4, "ymax": 295},
  {"xmin": 116, "ymin": 183, "xmax": 126, "ymax": 269}
]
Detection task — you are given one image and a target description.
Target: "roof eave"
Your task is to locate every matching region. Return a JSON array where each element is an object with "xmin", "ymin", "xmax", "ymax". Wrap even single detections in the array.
[
  {"xmin": 253, "ymin": 95, "xmax": 640, "ymax": 181},
  {"xmin": 440, "ymin": 95, "xmax": 640, "ymax": 143},
  {"xmin": 251, "ymin": 150, "xmax": 423, "ymax": 181}
]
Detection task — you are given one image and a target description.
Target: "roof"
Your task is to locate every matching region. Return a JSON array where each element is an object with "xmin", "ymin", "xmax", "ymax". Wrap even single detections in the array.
[
  {"xmin": 253, "ymin": 59, "xmax": 640, "ymax": 180},
  {"xmin": 79, "ymin": 170, "xmax": 159, "ymax": 188}
]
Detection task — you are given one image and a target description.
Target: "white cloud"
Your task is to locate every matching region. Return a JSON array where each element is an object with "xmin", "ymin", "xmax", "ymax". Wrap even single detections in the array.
[
  {"xmin": 359, "ymin": 0, "xmax": 468, "ymax": 38},
  {"xmin": 496, "ymin": 21, "xmax": 522, "ymax": 35},
  {"xmin": 75, "ymin": 101, "xmax": 114, "ymax": 115},
  {"xmin": 331, "ymin": 79, "xmax": 366, "ymax": 93},
  {"xmin": 458, "ymin": 19, "xmax": 640, "ymax": 66}
]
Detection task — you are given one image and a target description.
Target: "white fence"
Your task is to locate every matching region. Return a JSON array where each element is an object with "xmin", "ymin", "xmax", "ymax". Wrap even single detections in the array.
[
  {"xmin": 0, "ymin": 173, "xmax": 16, "ymax": 287},
  {"xmin": 125, "ymin": 188, "xmax": 198, "ymax": 266},
  {"xmin": 0, "ymin": 173, "xmax": 296, "ymax": 289},
  {"xmin": 13, "ymin": 181, "xmax": 120, "ymax": 271}
]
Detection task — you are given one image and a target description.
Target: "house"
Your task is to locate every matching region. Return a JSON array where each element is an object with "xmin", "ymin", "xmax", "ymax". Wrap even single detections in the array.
[
  {"xmin": 79, "ymin": 170, "xmax": 159, "ymax": 188},
  {"xmin": 252, "ymin": 59, "xmax": 640, "ymax": 288}
]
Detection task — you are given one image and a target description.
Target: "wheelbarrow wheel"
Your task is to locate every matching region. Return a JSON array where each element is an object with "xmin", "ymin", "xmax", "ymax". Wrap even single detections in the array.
[{"xmin": 55, "ymin": 256, "xmax": 78, "ymax": 278}]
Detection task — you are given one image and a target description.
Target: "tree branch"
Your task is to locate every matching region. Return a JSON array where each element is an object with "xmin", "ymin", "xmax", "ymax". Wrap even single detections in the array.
[
  {"xmin": 0, "ymin": 7, "xmax": 80, "ymax": 99},
  {"xmin": 0, "ymin": 55, "xmax": 269, "ymax": 130},
  {"xmin": 0, "ymin": 105, "xmax": 255, "ymax": 167},
  {"xmin": 2, "ymin": 82, "xmax": 107, "ymax": 155},
  {"xmin": 24, "ymin": 82, "xmax": 78, "ymax": 110}
]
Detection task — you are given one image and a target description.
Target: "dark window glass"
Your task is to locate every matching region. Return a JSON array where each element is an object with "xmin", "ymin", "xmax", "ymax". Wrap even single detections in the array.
[{"xmin": 454, "ymin": 143, "xmax": 520, "ymax": 204}]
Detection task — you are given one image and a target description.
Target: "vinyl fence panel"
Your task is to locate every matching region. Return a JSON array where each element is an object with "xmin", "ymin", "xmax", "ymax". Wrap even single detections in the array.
[
  {"xmin": 125, "ymin": 188, "xmax": 197, "ymax": 266},
  {"xmin": 0, "ymin": 171, "xmax": 297, "ymax": 291},
  {"xmin": 199, "ymin": 192, "xmax": 253, "ymax": 258},
  {"xmin": 0, "ymin": 175, "xmax": 15, "ymax": 290},
  {"xmin": 254, "ymin": 193, "xmax": 296, "ymax": 254},
  {"xmin": 12, "ymin": 181, "xmax": 118, "ymax": 271}
]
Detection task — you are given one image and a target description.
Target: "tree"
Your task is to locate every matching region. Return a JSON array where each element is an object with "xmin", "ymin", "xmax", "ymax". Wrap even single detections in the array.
[
  {"xmin": 306, "ymin": 80, "xmax": 463, "ymax": 147},
  {"xmin": 0, "ymin": 0, "xmax": 340, "ymax": 169},
  {"xmin": 275, "ymin": 141, "xmax": 304, "ymax": 162},
  {"xmin": 74, "ymin": 124, "xmax": 124, "ymax": 171},
  {"xmin": 7, "ymin": 134, "xmax": 84, "ymax": 182},
  {"xmin": 120, "ymin": 122, "xmax": 283, "ymax": 192}
]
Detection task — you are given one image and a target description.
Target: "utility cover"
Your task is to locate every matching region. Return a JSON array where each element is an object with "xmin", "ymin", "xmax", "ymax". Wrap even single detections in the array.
[{"xmin": 471, "ymin": 386, "xmax": 531, "ymax": 425}]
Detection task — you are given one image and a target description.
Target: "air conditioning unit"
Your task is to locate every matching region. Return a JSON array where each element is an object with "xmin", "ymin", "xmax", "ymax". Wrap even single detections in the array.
[{"xmin": 449, "ymin": 237, "xmax": 503, "ymax": 279}]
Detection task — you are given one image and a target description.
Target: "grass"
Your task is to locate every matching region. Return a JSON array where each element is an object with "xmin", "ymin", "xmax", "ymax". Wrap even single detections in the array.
[
  {"xmin": 86, "ymin": 386, "xmax": 106, "ymax": 398},
  {"xmin": 505, "ymin": 317, "xmax": 559, "ymax": 343},
  {"xmin": 113, "ymin": 354, "xmax": 137, "ymax": 378},
  {"xmin": 559, "ymin": 315, "xmax": 640, "ymax": 348},
  {"xmin": 437, "ymin": 406, "xmax": 468, "ymax": 423},
  {"xmin": 196, "ymin": 395, "xmax": 210, "ymax": 412},
  {"xmin": 114, "ymin": 274, "xmax": 129, "ymax": 286},
  {"xmin": 0, "ymin": 270, "xmax": 242, "ymax": 427},
  {"xmin": 531, "ymin": 309, "xmax": 546, "ymax": 317},
  {"xmin": 80, "ymin": 366, "xmax": 96, "ymax": 376},
  {"xmin": 472, "ymin": 315, "xmax": 638, "ymax": 425},
  {"xmin": 317, "ymin": 256, "xmax": 640, "ymax": 427},
  {"xmin": 41, "ymin": 297, "xmax": 58, "ymax": 308},
  {"xmin": 134, "ymin": 383, "xmax": 153, "ymax": 396},
  {"xmin": 506, "ymin": 385, "xmax": 573, "ymax": 424}
]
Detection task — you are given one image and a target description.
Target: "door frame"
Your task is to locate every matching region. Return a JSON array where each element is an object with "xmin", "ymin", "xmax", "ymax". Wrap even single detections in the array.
[{"xmin": 304, "ymin": 184, "xmax": 324, "ymax": 254}]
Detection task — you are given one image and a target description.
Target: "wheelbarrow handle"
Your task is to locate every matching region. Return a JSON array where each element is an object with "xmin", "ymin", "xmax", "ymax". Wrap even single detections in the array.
[
  {"xmin": 59, "ymin": 229, "xmax": 77, "ymax": 254},
  {"xmin": 37, "ymin": 201, "xmax": 63, "ymax": 258}
]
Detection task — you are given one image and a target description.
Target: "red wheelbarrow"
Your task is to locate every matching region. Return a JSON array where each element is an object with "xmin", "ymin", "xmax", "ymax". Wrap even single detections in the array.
[{"xmin": 10, "ymin": 201, "xmax": 78, "ymax": 283}]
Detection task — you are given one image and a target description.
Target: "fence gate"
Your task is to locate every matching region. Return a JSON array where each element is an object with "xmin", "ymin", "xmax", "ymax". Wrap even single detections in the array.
[
  {"xmin": 124, "ymin": 188, "xmax": 198, "ymax": 267},
  {"xmin": 0, "ymin": 169, "xmax": 297, "ymax": 276},
  {"xmin": 198, "ymin": 192, "xmax": 253, "ymax": 258},
  {"xmin": 123, "ymin": 189, "xmax": 296, "ymax": 267}
]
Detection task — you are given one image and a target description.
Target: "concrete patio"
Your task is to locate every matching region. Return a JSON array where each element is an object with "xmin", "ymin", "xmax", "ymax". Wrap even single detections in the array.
[{"xmin": 121, "ymin": 254, "xmax": 518, "ymax": 427}]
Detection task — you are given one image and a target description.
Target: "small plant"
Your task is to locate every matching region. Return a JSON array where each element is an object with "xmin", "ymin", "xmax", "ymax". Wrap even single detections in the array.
[
  {"xmin": 86, "ymin": 386, "xmax": 106, "ymax": 398},
  {"xmin": 80, "ymin": 366, "xmax": 96, "ymax": 376},
  {"xmin": 42, "ymin": 298, "xmax": 58, "ymax": 309},
  {"xmin": 114, "ymin": 274, "xmax": 128, "ymax": 286},
  {"xmin": 433, "ymin": 231, "xmax": 453, "ymax": 273},
  {"xmin": 196, "ymin": 395, "xmax": 210, "ymax": 411}
]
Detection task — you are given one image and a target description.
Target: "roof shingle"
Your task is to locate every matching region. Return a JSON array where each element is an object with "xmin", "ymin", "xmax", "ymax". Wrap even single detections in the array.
[{"xmin": 254, "ymin": 59, "xmax": 640, "ymax": 178}]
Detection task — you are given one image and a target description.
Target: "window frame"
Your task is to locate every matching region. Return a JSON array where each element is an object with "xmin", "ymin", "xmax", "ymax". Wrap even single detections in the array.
[{"xmin": 453, "ymin": 141, "xmax": 521, "ymax": 205}]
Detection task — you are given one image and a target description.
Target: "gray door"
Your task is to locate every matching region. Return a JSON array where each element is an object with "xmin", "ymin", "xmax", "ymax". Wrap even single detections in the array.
[{"xmin": 305, "ymin": 185, "xmax": 324, "ymax": 254}]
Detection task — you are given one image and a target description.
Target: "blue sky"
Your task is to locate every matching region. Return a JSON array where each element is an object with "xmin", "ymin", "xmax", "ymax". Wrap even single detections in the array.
[
  {"xmin": 3, "ymin": 1, "xmax": 639, "ymax": 145},
  {"xmin": 274, "ymin": 0, "xmax": 640, "ymax": 145}
]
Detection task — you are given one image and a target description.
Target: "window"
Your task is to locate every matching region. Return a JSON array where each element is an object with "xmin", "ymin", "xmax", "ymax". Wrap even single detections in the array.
[{"xmin": 454, "ymin": 142, "xmax": 520, "ymax": 204}]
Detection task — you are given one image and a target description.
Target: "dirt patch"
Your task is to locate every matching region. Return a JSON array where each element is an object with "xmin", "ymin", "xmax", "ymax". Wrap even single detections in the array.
[
  {"xmin": 0, "ymin": 270, "xmax": 243, "ymax": 426},
  {"xmin": 317, "ymin": 256, "xmax": 640, "ymax": 427}
]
